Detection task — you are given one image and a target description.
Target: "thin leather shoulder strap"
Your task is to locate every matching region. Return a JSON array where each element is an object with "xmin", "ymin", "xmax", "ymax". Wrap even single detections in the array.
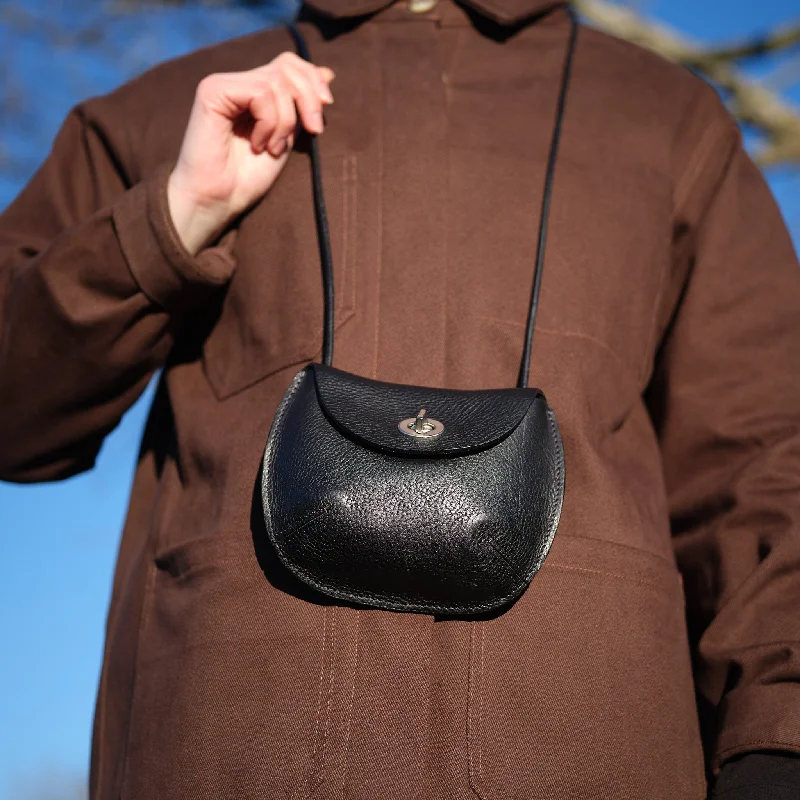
[
  {"xmin": 287, "ymin": 22, "xmax": 336, "ymax": 367},
  {"xmin": 288, "ymin": 5, "xmax": 579, "ymax": 388}
]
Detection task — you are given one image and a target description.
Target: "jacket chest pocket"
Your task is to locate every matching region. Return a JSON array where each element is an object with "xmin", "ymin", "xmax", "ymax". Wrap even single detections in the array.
[
  {"xmin": 202, "ymin": 152, "xmax": 359, "ymax": 400},
  {"xmin": 444, "ymin": 146, "xmax": 670, "ymax": 389}
]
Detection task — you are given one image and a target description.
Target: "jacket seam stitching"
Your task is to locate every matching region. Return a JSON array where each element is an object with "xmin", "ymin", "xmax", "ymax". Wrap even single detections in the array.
[
  {"xmin": 717, "ymin": 740, "xmax": 800, "ymax": 758},
  {"xmin": 543, "ymin": 561, "xmax": 679, "ymax": 589},
  {"xmin": 339, "ymin": 610, "xmax": 361, "ymax": 797},
  {"xmin": 469, "ymin": 316, "xmax": 638, "ymax": 387},
  {"xmin": 118, "ymin": 558, "xmax": 158, "ymax": 799},
  {"xmin": 638, "ymin": 113, "xmax": 733, "ymax": 389},
  {"xmin": 673, "ymin": 115, "xmax": 728, "ymax": 218}
]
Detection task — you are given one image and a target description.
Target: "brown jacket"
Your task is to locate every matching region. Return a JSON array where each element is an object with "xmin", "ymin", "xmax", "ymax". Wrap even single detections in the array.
[{"xmin": 1, "ymin": 1, "xmax": 799, "ymax": 798}]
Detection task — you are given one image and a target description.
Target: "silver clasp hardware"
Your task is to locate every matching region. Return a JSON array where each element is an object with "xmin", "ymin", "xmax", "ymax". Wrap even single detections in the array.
[{"xmin": 398, "ymin": 408, "xmax": 444, "ymax": 438}]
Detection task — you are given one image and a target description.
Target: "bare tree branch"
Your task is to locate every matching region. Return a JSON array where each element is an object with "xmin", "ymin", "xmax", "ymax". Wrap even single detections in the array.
[
  {"xmin": 574, "ymin": 0, "xmax": 800, "ymax": 165},
  {"xmin": 699, "ymin": 23, "xmax": 800, "ymax": 63}
]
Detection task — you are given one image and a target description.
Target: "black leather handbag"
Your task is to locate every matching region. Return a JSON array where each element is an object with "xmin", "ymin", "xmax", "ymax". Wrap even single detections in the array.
[{"xmin": 260, "ymin": 8, "xmax": 579, "ymax": 616}]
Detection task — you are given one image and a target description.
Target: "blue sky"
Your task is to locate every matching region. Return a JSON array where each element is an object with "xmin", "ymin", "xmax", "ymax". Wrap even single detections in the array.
[{"xmin": 0, "ymin": 1, "xmax": 798, "ymax": 796}]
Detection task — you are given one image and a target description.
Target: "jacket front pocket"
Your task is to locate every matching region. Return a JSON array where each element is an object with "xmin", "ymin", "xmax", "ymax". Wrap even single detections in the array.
[
  {"xmin": 467, "ymin": 534, "xmax": 706, "ymax": 800},
  {"xmin": 121, "ymin": 533, "xmax": 359, "ymax": 800},
  {"xmin": 202, "ymin": 151, "xmax": 359, "ymax": 400}
]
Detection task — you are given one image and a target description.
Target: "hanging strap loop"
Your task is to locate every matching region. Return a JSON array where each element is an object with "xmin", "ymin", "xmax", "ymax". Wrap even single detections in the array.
[{"xmin": 287, "ymin": 5, "xmax": 579, "ymax": 388}]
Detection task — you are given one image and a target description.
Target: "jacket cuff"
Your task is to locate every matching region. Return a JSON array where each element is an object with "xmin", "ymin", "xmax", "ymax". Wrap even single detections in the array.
[
  {"xmin": 712, "ymin": 684, "xmax": 800, "ymax": 775},
  {"xmin": 712, "ymin": 752, "xmax": 800, "ymax": 799},
  {"xmin": 113, "ymin": 162, "xmax": 236, "ymax": 313}
]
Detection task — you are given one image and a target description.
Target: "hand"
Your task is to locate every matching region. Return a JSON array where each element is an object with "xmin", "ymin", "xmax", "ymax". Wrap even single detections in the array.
[{"xmin": 167, "ymin": 52, "xmax": 335, "ymax": 256}]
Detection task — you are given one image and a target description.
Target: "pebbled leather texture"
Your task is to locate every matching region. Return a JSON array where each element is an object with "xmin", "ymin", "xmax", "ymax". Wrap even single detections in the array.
[
  {"xmin": 314, "ymin": 364, "xmax": 539, "ymax": 456},
  {"xmin": 261, "ymin": 365, "xmax": 566, "ymax": 615}
]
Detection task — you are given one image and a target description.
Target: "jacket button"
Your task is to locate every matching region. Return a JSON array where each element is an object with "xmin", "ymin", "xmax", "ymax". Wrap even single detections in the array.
[{"xmin": 408, "ymin": 0, "xmax": 437, "ymax": 12}]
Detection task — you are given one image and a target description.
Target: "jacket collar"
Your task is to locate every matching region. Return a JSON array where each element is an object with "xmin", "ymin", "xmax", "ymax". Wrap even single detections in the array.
[{"xmin": 302, "ymin": 0, "xmax": 567, "ymax": 26}]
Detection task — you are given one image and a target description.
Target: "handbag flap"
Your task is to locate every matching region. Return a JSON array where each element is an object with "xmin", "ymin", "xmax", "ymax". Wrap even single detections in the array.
[{"xmin": 311, "ymin": 363, "xmax": 542, "ymax": 457}]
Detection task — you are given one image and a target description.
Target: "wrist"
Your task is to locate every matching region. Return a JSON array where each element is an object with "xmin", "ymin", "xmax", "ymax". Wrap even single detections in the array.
[
  {"xmin": 167, "ymin": 170, "xmax": 231, "ymax": 256},
  {"xmin": 114, "ymin": 163, "xmax": 237, "ymax": 315}
]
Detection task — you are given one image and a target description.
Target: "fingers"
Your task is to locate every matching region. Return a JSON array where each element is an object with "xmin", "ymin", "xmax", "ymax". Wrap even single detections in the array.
[
  {"xmin": 253, "ymin": 74, "xmax": 296, "ymax": 156},
  {"xmin": 282, "ymin": 63, "xmax": 329, "ymax": 136},
  {"xmin": 195, "ymin": 52, "xmax": 336, "ymax": 159},
  {"xmin": 317, "ymin": 66, "xmax": 336, "ymax": 86},
  {"xmin": 248, "ymin": 84, "xmax": 281, "ymax": 157},
  {"xmin": 258, "ymin": 52, "xmax": 335, "ymax": 104},
  {"xmin": 252, "ymin": 52, "xmax": 335, "ymax": 136}
]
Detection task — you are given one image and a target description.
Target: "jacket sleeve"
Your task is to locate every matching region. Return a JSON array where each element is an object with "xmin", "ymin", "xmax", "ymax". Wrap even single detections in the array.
[
  {"xmin": 645, "ymin": 88, "xmax": 800, "ymax": 780},
  {"xmin": 712, "ymin": 752, "xmax": 800, "ymax": 799},
  {"xmin": 0, "ymin": 97, "xmax": 235, "ymax": 483}
]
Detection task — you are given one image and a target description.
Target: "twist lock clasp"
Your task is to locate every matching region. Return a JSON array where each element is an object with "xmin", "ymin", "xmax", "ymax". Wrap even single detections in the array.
[{"xmin": 398, "ymin": 408, "xmax": 444, "ymax": 439}]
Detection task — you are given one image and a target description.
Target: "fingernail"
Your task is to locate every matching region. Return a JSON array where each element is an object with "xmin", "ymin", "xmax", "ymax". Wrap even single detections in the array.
[
  {"xmin": 273, "ymin": 138, "xmax": 287, "ymax": 155},
  {"xmin": 311, "ymin": 111, "xmax": 324, "ymax": 133},
  {"xmin": 321, "ymin": 86, "xmax": 334, "ymax": 103}
]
